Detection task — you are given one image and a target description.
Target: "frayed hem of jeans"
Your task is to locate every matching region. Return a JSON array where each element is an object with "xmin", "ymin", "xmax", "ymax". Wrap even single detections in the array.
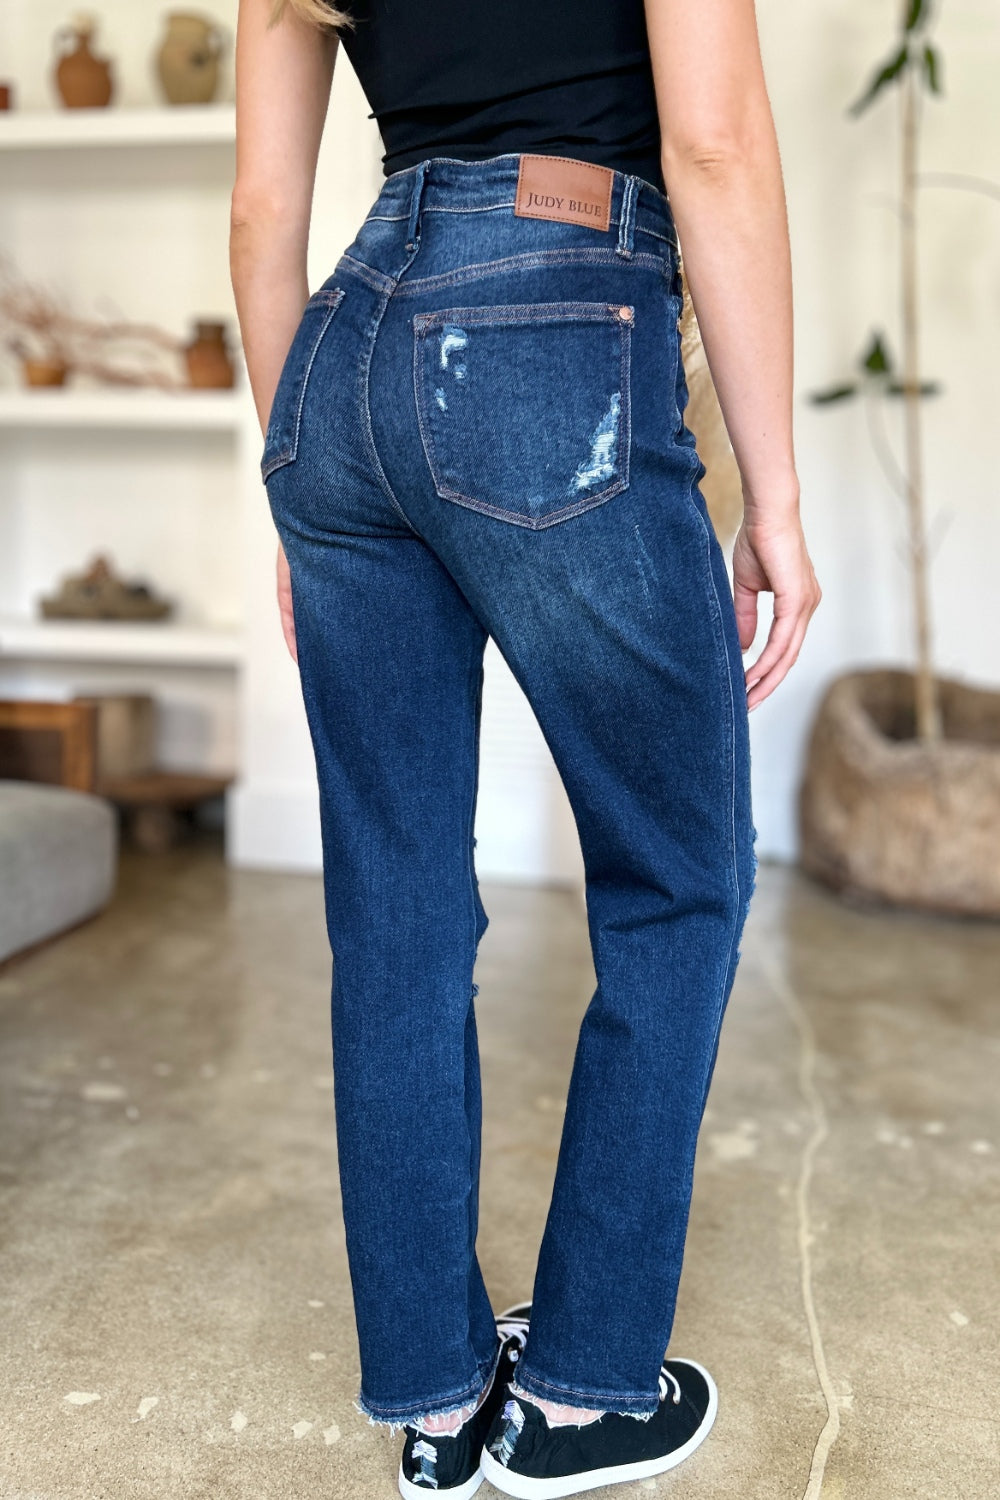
[
  {"xmin": 352, "ymin": 1394, "xmax": 481, "ymax": 1440},
  {"xmin": 353, "ymin": 1342, "xmax": 501, "ymax": 1437},
  {"xmin": 508, "ymin": 1370, "xmax": 657, "ymax": 1421}
]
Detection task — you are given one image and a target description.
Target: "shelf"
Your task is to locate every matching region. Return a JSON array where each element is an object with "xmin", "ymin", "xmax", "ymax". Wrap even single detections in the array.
[
  {"xmin": 0, "ymin": 389, "xmax": 247, "ymax": 433},
  {"xmin": 0, "ymin": 616, "xmax": 244, "ymax": 668},
  {"xmin": 0, "ymin": 105, "xmax": 236, "ymax": 151}
]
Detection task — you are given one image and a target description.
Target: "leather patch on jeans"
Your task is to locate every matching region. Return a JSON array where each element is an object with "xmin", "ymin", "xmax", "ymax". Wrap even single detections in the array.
[{"xmin": 514, "ymin": 153, "xmax": 614, "ymax": 233}]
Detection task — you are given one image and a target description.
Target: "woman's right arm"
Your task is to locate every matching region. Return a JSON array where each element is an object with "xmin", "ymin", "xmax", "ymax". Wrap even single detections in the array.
[
  {"xmin": 645, "ymin": 0, "xmax": 821, "ymax": 709},
  {"xmin": 231, "ymin": 0, "xmax": 337, "ymax": 434},
  {"xmin": 231, "ymin": 0, "xmax": 339, "ymax": 662}
]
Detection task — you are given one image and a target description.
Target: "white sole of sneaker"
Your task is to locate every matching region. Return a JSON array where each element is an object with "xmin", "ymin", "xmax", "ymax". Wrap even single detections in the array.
[
  {"xmin": 478, "ymin": 1359, "xmax": 718, "ymax": 1500},
  {"xmin": 398, "ymin": 1458, "xmax": 484, "ymax": 1500}
]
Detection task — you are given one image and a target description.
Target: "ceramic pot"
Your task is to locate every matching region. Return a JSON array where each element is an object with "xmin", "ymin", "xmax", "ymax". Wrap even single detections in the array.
[
  {"xmin": 184, "ymin": 321, "xmax": 234, "ymax": 388},
  {"xmin": 22, "ymin": 357, "xmax": 69, "ymax": 388},
  {"xmin": 53, "ymin": 19, "xmax": 114, "ymax": 109},
  {"xmin": 799, "ymin": 667, "xmax": 1000, "ymax": 917},
  {"xmin": 156, "ymin": 13, "xmax": 227, "ymax": 106}
]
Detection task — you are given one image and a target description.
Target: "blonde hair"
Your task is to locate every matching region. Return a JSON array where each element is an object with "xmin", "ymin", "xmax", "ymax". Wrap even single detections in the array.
[{"xmin": 269, "ymin": 0, "xmax": 356, "ymax": 31}]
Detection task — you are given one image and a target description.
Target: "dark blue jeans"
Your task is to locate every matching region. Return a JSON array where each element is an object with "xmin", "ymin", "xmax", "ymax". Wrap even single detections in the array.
[{"xmin": 261, "ymin": 152, "xmax": 757, "ymax": 1427}]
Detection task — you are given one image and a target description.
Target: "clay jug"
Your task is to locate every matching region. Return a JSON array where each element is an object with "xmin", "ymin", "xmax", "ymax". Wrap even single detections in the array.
[
  {"xmin": 156, "ymin": 13, "xmax": 227, "ymax": 106},
  {"xmin": 53, "ymin": 18, "xmax": 114, "ymax": 109},
  {"xmin": 184, "ymin": 321, "xmax": 235, "ymax": 389}
]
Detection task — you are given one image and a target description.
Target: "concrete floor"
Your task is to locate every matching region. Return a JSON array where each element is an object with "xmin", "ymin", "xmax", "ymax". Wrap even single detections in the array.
[{"xmin": 1, "ymin": 838, "xmax": 998, "ymax": 1500}]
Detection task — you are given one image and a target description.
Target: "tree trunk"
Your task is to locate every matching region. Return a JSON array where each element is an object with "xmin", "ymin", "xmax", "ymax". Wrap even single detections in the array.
[{"xmin": 900, "ymin": 62, "xmax": 941, "ymax": 742}]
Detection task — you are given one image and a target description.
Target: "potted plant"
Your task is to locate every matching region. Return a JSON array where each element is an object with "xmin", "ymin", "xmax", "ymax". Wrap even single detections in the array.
[
  {"xmin": 798, "ymin": 0, "xmax": 1000, "ymax": 917},
  {"xmin": 0, "ymin": 255, "xmax": 239, "ymax": 390},
  {"xmin": 0, "ymin": 271, "xmax": 74, "ymax": 385}
]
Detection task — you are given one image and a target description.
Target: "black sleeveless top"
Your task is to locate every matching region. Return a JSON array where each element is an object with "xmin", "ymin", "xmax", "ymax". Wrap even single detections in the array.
[{"xmin": 335, "ymin": 0, "xmax": 666, "ymax": 195}]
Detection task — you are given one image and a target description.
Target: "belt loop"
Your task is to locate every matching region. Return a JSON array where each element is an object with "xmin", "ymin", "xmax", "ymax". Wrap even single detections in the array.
[
  {"xmin": 616, "ymin": 174, "xmax": 638, "ymax": 259},
  {"xmin": 405, "ymin": 159, "xmax": 429, "ymax": 251}
]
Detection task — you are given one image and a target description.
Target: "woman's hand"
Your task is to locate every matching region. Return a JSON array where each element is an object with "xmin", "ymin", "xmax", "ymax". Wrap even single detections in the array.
[
  {"xmin": 733, "ymin": 506, "xmax": 821, "ymax": 710},
  {"xmin": 276, "ymin": 540, "xmax": 298, "ymax": 663}
]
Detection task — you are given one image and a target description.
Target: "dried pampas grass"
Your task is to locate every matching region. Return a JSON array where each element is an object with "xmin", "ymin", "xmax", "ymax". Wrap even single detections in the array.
[
  {"xmin": 677, "ymin": 267, "xmax": 744, "ymax": 546},
  {"xmin": 0, "ymin": 255, "xmax": 187, "ymax": 388}
]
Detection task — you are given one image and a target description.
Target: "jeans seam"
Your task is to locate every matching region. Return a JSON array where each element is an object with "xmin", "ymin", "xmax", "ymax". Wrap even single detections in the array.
[
  {"xmin": 414, "ymin": 301, "xmax": 632, "ymax": 328},
  {"xmin": 464, "ymin": 649, "xmax": 485, "ymax": 1277},
  {"xmin": 685, "ymin": 476, "xmax": 744, "ymax": 1035},
  {"xmin": 339, "ymin": 251, "xmax": 396, "ymax": 296},
  {"xmin": 403, "ymin": 207, "xmax": 675, "ymax": 251},
  {"xmin": 360, "ymin": 212, "xmax": 676, "ymax": 250},
  {"xmin": 357, "ymin": 1341, "xmax": 499, "ymax": 1425},
  {"xmin": 509, "ymin": 1364, "xmax": 659, "ymax": 1411},
  {"xmin": 260, "ymin": 288, "xmax": 345, "ymax": 480},
  {"xmin": 421, "ymin": 481, "xmax": 630, "ymax": 530},
  {"xmin": 392, "ymin": 247, "xmax": 666, "ymax": 298},
  {"xmin": 360, "ymin": 289, "xmax": 425, "ymax": 537}
]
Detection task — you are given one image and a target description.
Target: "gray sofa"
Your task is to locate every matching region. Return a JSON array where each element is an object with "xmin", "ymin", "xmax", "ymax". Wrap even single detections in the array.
[{"xmin": 0, "ymin": 780, "xmax": 117, "ymax": 963}]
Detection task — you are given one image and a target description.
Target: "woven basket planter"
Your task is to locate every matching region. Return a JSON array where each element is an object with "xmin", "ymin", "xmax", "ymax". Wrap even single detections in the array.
[{"xmin": 798, "ymin": 667, "xmax": 1000, "ymax": 918}]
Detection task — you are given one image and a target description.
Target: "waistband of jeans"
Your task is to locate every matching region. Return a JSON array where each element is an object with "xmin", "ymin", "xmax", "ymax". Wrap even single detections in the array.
[{"xmin": 369, "ymin": 152, "xmax": 678, "ymax": 250}]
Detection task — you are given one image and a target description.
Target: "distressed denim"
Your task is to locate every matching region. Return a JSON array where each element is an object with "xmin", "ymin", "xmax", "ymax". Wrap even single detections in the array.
[{"xmin": 261, "ymin": 153, "xmax": 757, "ymax": 1425}]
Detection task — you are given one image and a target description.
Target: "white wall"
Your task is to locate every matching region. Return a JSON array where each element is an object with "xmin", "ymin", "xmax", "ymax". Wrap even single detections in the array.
[
  {"xmin": 751, "ymin": 0, "xmax": 1000, "ymax": 856},
  {"xmin": 2, "ymin": 1, "xmax": 996, "ymax": 877}
]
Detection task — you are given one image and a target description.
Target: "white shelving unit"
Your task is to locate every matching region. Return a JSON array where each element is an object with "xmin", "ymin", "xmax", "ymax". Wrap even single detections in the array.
[
  {"xmin": 0, "ymin": 616, "xmax": 244, "ymax": 667},
  {"xmin": 0, "ymin": 98, "xmax": 248, "ymax": 785},
  {"xmin": 0, "ymin": 388, "xmax": 245, "ymax": 432},
  {"xmin": 0, "ymin": 103, "xmax": 236, "ymax": 150}
]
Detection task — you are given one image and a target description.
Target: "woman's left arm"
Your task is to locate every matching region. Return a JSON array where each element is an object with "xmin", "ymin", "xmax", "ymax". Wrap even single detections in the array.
[{"xmin": 230, "ymin": 0, "xmax": 338, "ymax": 437}]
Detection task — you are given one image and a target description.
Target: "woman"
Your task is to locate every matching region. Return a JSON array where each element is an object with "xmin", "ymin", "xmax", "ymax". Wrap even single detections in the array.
[{"xmin": 230, "ymin": 1, "xmax": 820, "ymax": 1495}]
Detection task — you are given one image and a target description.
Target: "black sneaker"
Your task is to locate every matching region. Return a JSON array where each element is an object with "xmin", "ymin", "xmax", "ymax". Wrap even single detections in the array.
[
  {"xmin": 479, "ymin": 1358, "xmax": 718, "ymax": 1499},
  {"xmin": 397, "ymin": 1303, "xmax": 531, "ymax": 1500},
  {"xmin": 495, "ymin": 1302, "xmax": 532, "ymax": 1355}
]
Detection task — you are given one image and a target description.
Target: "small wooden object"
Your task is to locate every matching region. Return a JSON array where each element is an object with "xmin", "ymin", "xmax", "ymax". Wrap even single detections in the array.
[
  {"xmin": 72, "ymin": 692, "xmax": 156, "ymax": 779},
  {"xmin": 97, "ymin": 770, "xmax": 233, "ymax": 853},
  {"xmin": 40, "ymin": 554, "xmax": 173, "ymax": 621},
  {"xmin": 0, "ymin": 699, "xmax": 98, "ymax": 791}
]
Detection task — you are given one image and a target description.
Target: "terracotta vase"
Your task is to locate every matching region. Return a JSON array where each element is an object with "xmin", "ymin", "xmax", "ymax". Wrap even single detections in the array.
[
  {"xmin": 22, "ymin": 357, "xmax": 69, "ymax": 388},
  {"xmin": 53, "ymin": 19, "xmax": 114, "ymax": 109},
  {"xmin": 184, "ymin": 321, "xmax": 234, "ymax": 389},
  {"xmin": 156, "ymin": 13, "xmax": 227, "ymax": 106}
]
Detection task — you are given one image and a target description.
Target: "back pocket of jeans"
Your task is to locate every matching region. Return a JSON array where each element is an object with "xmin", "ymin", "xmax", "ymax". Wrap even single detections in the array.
[
  {"xmin": 413, "ymin": 301, "xmax": 632, "ymax": 530},
  {"xmin": 261, "ymin": 286, "xmax": 346, "ymax": 481}
]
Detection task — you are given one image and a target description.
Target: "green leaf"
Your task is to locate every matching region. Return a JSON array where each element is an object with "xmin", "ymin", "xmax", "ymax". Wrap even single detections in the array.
[
  {"xmin": 886, "ymin": 379, "xmax": 943, "ymax": 397},
  {"xmin": 808, "ymin": 383, "xmax": 860, "ymax": 405},
  {"xmin": 904, "ymin": 0, "xmax": 927, "ymax": 33},
  {"xmin": 923, "ymin": 44, "xmax": 942, "ymax": 94},
  {"xmin": 860, "ymin": 331, "xmax": 895, "ymax": 376},
  {"xmin": 848, "ymin": 44, "xmax": 911, "ymax": 115}
]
